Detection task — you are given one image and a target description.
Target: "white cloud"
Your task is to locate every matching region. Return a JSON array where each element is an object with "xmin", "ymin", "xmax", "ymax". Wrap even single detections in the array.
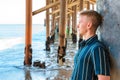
[{"xmin": 0, "ymin": 0, "xmax": 45, "ymax": 24}]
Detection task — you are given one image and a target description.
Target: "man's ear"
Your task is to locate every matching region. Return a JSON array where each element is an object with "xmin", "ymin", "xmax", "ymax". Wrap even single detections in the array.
[{"xmin": 87, "ymin": 21, "xmax": 92, "ymax": 29}]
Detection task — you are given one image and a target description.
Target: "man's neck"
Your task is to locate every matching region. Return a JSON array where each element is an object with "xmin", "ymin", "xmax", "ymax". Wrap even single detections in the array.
[{"xmin": 83, "ymin": 32, "xmax": 96, "ymax": 41}]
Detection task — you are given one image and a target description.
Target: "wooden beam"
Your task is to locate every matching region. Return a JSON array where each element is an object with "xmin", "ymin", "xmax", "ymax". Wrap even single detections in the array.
[
  {"xmin": 86, "ymin": 0, "xmax": 96, "ymax": 4},
  {"xmin": 55, "ymin": 12, "xmax": 72, "ymax": 20},
  {"xmin": 51, "ymin": 9, "xmax": 60, "ymax": 15},
  {"xmin": 68, "ymin": 8, "xmax": 74, "ymax": 13},
  {"xmin": 51, "ymin": 8, "xmax": 74, "ymax": 15},
  {"xmin": 32, "ymin": 1, "xmax": 60, "ymax": 15},
  {"xmin": 68, "ymin": 0, "xmax": 79, "ymax": 8},
  {"xmin": 32, "ymin": 0, "xmax": 96, "ymax": 16},
  {"xmin": 51, "ymin": 1, "xmax": 79, "ymax": 15},
  {"xmin": 55, "ymin": 15, "xmax": 60, "ymax": 20}
]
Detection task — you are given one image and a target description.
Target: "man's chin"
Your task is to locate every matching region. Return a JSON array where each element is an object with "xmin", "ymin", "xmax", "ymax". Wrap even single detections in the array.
[{"xmin": 79, "ymin": 33, "xmax": 83, "ymax": 38}]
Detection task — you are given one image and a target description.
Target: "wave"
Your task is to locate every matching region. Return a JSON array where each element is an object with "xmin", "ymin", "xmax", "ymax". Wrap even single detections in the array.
[{"xmin": 0, "ymin": 37, "xmax": 25, "ymax": 51}]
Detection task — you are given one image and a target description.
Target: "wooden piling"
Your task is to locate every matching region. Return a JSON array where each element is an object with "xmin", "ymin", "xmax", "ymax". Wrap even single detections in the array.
[
  {"xmin": 86, "ymin": 1, "xmax": 90, "ymax": 10},
  {"xmin": 80, "ymin": 0, "xmax": 84, "ymax": 11},
  {"xmin": 92, "ymin": 3, "xmax": 94, "ymax": 10},
  {"xmin": 45, "ymin": 0, "xmax": 50, "ymax": 51},
  {"xmin": 72, "ymin": 0, "xmax": 77, "ymax": 43},
  {"xmin": 44, "ymin": 18, "xmax": 46, "ymax": 26},
  {"xmin": 58, "ymin": 0, "xmax": 67, "ymax": 66},
  {"xmin": 67, "ymin": 14, "xmax": 71, "ymax": 35},
  {"xmin": 50, "ymin": 1, "xmax": 56, "ymax": 43},
  {"xmin": 24, "ymin": 0, "xmax": 32, "ymax": 66},
  {"xmin": 46, "ymin": 0, "xmax": 50, "ymax": 40},
  {"xmin": 56, "ymin": 7, "xmax": 60, "ymax": 33}
]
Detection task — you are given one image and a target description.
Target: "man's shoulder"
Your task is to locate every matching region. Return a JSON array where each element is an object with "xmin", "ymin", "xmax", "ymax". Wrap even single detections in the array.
[{"xmin": 90, "ymin": 40, "xmax": 106, "ymax": 50}]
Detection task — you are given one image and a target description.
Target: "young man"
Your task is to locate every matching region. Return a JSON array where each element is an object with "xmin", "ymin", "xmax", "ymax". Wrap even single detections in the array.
[{"xmin": 71, "ymin": 10, "xmax": 110, "ymax": 80}]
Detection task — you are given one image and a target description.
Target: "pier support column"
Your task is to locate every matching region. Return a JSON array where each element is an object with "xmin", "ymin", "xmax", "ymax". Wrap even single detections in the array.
[
  {"xmin": 45, "ymin": 0, "xmax": 50, "ymax": 51},
  {"xmin": 24, "ymin": 0, "xmax": 32, "ymax": 66},
  {"xmin": 67, "ymin": 14, "xmax": 71, "ymax": 35},
  {"xmin": 78, "ymin": 0, "xmax": 84, "ymax": 46},
  {"xmin": 72, "ymin": 1, "xmax": 77, "ymax": 43},
  {"xmin": 92, "ymin": 3, "xmax": 94, "ymax": 10},
  {"xmin": 86, "ymin": 1, "xmax": 90, "ymax": 10},
  {"xmin": 56, "ymin": 12, "xmax": 60, "ymax": 33},
  {"xmin": 50, "ymin": 15, "xmax": 55, "ymax": 43},
  {"xmin": 57, "ymin": 17, "xmax": 60, "ymax": 33},
  {"xmin": 44, "ymin": 18, "xmax": 46, "ymax": 26},
  {"xmin": 50, "ymin": 6, "xmax": 56, "ymax": 43},
  {"xmin": 79, "ymin": 0, "xmax": 84, "ymax": 11},
  {"xmin": 57, "ymin": 0, "xmax": 67, "ymax": 66}
]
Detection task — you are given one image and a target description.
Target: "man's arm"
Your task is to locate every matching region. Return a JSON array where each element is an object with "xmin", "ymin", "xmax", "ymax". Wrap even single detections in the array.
[{"xmin": 98, "ymin": 75, "xmax": 110, "ymax": 80}]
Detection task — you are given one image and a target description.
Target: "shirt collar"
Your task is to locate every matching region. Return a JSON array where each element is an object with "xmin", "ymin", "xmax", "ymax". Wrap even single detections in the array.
[{"xmin": 79, "ymin": 35, "xmax": 98, "ymax": 47}]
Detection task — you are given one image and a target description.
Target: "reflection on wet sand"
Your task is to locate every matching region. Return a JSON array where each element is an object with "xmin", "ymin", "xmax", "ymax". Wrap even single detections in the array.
[
  {"xmin": 53, "ymin": 69, "xmax": 72, "ymax": 80},
  {"xmin": 24, "ymin": 66, "xmax": 72, "ymax": 80},
  {"xmin": 24, "ymin": 67, "xmax": 32, "ymax": 80}
]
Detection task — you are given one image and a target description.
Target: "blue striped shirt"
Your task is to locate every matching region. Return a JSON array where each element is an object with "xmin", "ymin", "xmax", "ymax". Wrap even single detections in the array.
[{"xmin": 71, "ymin": 35, "xmax": 110, "ymax": 80}]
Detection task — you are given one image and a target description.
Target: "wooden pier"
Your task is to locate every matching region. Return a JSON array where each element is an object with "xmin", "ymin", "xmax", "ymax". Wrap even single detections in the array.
[{"xmin": 24, "ymin": 0, "xmax": 96, "ymax": 66}]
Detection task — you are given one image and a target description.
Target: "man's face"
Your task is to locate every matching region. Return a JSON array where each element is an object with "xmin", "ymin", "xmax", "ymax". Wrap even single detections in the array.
[{"xmin": 77, "ymin": 15, "xmax": 89, "ymax": 36}]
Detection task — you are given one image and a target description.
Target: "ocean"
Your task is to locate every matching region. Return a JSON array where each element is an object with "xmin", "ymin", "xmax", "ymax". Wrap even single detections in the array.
[{"xmin": 0, "ymin": 24, "xmax": 77, "ymax": 80}]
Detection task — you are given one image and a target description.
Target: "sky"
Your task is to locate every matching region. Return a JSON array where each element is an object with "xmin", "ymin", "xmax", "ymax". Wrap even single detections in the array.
[{"xmin": 0, "ymin": 0, "xmax": 46, "ymax": 24}]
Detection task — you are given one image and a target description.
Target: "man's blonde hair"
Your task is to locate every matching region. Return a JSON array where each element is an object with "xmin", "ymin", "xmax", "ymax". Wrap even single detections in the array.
[{"xmin": 80, "ymin": 10, "xmax": 103, "ymax": 29}]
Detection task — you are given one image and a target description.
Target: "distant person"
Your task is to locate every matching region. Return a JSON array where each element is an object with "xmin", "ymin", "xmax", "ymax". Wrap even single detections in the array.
[{"xmin": 71, "ymin": 10, "xmax": 110, "ymax": 80}]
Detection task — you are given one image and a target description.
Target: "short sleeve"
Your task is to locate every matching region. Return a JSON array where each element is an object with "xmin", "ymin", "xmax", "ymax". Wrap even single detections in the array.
[{"xmin": 91, "ymin": 46, "xmax": 110, "ymax": 76}]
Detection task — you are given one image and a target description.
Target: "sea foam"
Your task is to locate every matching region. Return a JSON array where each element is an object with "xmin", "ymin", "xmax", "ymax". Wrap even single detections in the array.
[{"xmin": 0, "ymin": 37, "xmax": 24, "ymax": 51}]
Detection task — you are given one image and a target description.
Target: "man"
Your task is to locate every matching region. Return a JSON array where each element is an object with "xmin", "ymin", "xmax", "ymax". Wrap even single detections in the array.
[{"xmin": 71, "ymin": 10, "xmax": 110, "ymax": 80}]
